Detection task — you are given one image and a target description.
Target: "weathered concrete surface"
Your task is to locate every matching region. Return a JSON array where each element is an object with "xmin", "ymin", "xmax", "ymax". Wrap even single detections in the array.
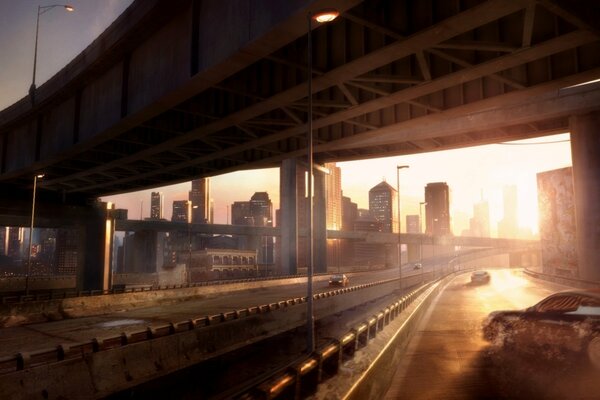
[
  {"xmin": 0, "ymin": 278, "xmax": 399, "ymax": 399},
  {"xmin": 0, "ymin": 274, "xmax": 331, "ymax": 328}
]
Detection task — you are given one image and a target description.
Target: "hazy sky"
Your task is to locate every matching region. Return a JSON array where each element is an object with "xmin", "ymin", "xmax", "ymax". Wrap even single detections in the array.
[{"xmin": 0, "ymin": 1, "xmax": 573, "ymax": 236}]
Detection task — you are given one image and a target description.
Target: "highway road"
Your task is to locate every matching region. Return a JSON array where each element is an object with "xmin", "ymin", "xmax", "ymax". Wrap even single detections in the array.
[
  {"xmin": 0, "ymin": 252, "xmax": 463, "ymax": 359},
  {"xmin": 0, "ymin": 267, "xmax": 410, "ymax": 358},
  {"xmin": 383, "ymin": 269, "xmax": 600, "ymax": 399}
]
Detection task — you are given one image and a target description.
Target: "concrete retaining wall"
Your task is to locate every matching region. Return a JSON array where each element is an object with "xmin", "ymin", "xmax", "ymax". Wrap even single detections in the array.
[{"xmin": 0, "ymin": 278, "xmax": 401, "ymax": 399}]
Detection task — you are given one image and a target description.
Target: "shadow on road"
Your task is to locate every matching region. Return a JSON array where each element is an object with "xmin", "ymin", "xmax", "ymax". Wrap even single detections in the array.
[{"xmin": 458, "ymin": 345, "xmax": 600, "ymax": 399}]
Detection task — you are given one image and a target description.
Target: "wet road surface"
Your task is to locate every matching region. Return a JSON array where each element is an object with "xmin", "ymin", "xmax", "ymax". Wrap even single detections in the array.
[{"xmin": 384, "ymin": 269, "xmax": 600, "ymax": 400}]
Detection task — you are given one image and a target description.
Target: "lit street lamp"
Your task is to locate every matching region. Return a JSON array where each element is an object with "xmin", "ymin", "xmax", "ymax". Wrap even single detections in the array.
[
  {"xmin": 30, "ymin": 4, "xmax": 74, "ymax": 104},
  {"xmin": 25, "ymin": 173, "xmax": 44, "ymax": 295},
  {"xmin": 396, "ymin": 165, "xmax": 409, "ymax": 290},
  {"xmin": 306, "ymin": 8, "xmax": 339, "ymax": 354}
]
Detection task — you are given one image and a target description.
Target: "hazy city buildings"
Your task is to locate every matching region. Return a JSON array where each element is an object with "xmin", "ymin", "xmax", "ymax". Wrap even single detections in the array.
[
  {"xmin": 189, "ymin": 178, "xmax": 211, "ymax": 224},
  {"xmin": 150, "ymin": 192, "xmax": 163, "ymax": 220},
  {"xmin": 231, "ymin": 192, "xmax": 274, "ymax": 265},
  {"xmin": 498, "ymin": 185, "xmax": 518, "ymax": 238},
  {"xmin": 469, "ymin": 198, "xmax": 491, "ymax": 237},
  {"xmin": 172, "ymin": 200, "xmax": 191, "ymax": 222},
  {"xmin": 425, "ymin": 182, "xmax": 451, "ymax": 236},
  {"xmin": 406, "ymin": 215, "xmax": 419, "ymax": 234},
  {"xmin": 325, "ymin": 163, "xmax": 342, "ymax": 230},
  {"xmin": 369, "ymin": 181, "xmax": 398, "ymax": 233}
]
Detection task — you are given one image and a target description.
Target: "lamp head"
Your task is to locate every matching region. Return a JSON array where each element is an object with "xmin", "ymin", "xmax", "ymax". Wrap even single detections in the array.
[
  {"xmin": 64, "ymin": 5, "xmax": 74, "ymax": 12},
  {"xmin": 36, "ymin": 174, "xmax": 45, "ymax": 179},
  {"xmin": 313, "ymin": 9, "xmax": 339, "ymax": 23}
]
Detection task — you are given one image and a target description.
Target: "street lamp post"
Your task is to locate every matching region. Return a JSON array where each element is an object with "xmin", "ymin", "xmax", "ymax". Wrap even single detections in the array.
[
  {"xmin": 25, "ymin": 174, "xmax": 44, "ymax": 295},
  {"xmin": 306, "ymin": 8, "xmax": 339, "ymax": 354},
  {"xmin": 396, "ymin": 165, "xmax": 409, "ymax": 291},
  {"xmin": 30, "ymin": 4, "xmax": 74, "ymax": 104},
  {"xmin": 188, "ymin": 204, "xmax": 198, "ymax": 285},
  {"xmin": 419, "ymin": 201, "xmax": 427, "ymax": 283}
]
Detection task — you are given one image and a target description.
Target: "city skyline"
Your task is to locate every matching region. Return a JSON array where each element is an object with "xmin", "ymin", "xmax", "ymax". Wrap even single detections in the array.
[{"xmin": 101, "ymin": 133, "xmax": 571, "ymax": 238}]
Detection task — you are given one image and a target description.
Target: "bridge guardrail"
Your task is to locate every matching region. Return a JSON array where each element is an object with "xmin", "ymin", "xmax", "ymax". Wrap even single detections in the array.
[
  {"xmin": 236, "ymin": 282, "xmax": 436, "ymax": 400},
  {"xmin": 0, "ymin": 270, "xmax": 365, "ymax": 305},
  {"xmin": 0, "ymin": 275, "xmax": 404, "ymax": 377},
  {"xmin": 523, "ymin": 268, "xmax": 600, "ymax": 289}
]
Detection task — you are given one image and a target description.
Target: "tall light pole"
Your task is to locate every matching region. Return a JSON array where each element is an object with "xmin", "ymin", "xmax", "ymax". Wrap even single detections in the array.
[
  {"xmin": 25, "ymin": 173, "xmax": 44, "ymax": 295},
  {"xmin": 396, "ymin": 165, "xmax": 409, "ymax": 291},
  {"xmin": 419, "ymin": 201, "xmax": 427, "ymax": 283},
  {"xmin": 306, "ymin": 8, "xmax": 339, "ymax": 354},
  {"xmin": 188, "ymin": 204, "xmax": 198, "ymax": 285},
  {"xmin": 30, "ymin": 4, "xmax": 74, "ymax": 104}
]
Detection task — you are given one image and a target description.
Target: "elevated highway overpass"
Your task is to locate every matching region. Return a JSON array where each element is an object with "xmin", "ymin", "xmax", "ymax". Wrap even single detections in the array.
[
  {"xmin": 0, "ymin": 0, "xmax": 598, "ymax": 286},
  {"xmin": 0, "ymin": 0, "xmax": 599, "ymax": 198}
]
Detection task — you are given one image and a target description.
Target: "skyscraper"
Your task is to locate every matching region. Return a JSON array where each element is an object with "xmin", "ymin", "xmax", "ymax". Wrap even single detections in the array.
[
  {"xmin": 249, "ymin": 192, "xmax": 273, "ymax": 227},
  {"xmin": 425, "ymin": 182, "xmax": 451, "ymax": 235},
  {"xmin": 406, "ymin": 215, "xmax": 419, "ymax": 234},
  {"xmin": 325, "ymin": 162, "xmax": 342, "ymax": 230},
  {"xmin": 498, "ymin": 185, "xmax": 518, "ymax": 238},
  {"xmin": 7, "ymin": 227, "xmax": 23, "ymax": 260},
  {"xmin": 150, "ymin": 192, "xmax": 163, "ymax": 220},
  {"xmin": 232, "ymin": 192, "xmax": 273, "ymax": 227},
  {"xmin": 369, "ymin": 180, "xmax": 397, "ymax": 233},
  {"xmin": 469, "ymin": 198, "xmax": 490, "ymax": 237},
  {"xmin": 231, "ymin": 201, "xmax": 252, "ymax": 225},
  {"xmin": 55, "ymin": 229, "xmax": 78, "ymax": 275},
  {"xmin": 189, "ymin": 178, "xmax": 210, "ymax": 224},
  {"xmin": 172, "ymin": 200, "xmax": 191, "ymax": 223}
]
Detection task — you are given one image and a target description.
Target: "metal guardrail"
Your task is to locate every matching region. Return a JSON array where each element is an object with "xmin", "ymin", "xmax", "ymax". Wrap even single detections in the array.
[
  {"xmin": 523, "ymin": 268, "xmax": 600, "ymax": 289},
  {"xmin": 0, "ymin": 276, "xmax": 400, "ymax": 376},
  {"xmin": 0, "ymin": 272, "xmax": 341, "ymax": 305},
  {"xmin": 236, "ymin": 283, "xmax": 435, "ymax": 400}
]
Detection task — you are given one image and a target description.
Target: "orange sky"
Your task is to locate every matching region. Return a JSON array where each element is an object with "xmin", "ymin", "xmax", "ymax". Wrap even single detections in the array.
[{"xmin": 102, "ymin": 133, "xmax": 572, "ymax": 238}]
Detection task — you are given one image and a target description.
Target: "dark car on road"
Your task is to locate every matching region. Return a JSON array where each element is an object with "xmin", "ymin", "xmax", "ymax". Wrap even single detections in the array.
[
  {"xmin": 328, "ymin": 274, "xmax": 349, "ymax": 287},
  {"xmin": 471, "ymin": 270, "xmax": 490, "ymax": 284},
  {"xmin": 483, "ymin": 290, "xmax": 600, "ymax": 370}
]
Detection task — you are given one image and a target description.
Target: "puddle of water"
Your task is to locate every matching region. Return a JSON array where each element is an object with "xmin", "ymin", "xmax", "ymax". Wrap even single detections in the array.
[{"xmin": 97, "ymin": 319, "xmax": 145, "ymax": 328}]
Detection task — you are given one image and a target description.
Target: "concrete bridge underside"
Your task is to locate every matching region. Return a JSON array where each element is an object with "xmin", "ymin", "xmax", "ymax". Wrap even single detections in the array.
[{"xmin": 0, "ymin": 0, "xmax": 599, "ymax": 283}]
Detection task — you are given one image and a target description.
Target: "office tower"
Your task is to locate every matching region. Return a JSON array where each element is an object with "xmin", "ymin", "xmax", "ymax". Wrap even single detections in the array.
[
  {"xmin": 55, "ymin": 229, "xmax": 78, "ymax": 275},
  {"xmin": 498, "ymin": 185, "xmax": 518, "ymax": 238},
  {"xmin": 425, "ymin": 182, "xmax": 451, "ymax": 235},
  {"xmin": 353, "ymin": 210, "xmax": 384, "ymax": 265},
  {"xmin": 7, "ymin": 227, "xmax": 23, "ymax": 260},
  {"xmin": 249, "ymin": 192, "xmax": 273, "ymax": 226},
  {"xmin": 0, "ymin": 227, "xmax": 6, "ymax": 256},
  {"xmin": 341, "ymin": 196, "xmax": 358, "ymax": 231},
  {"xmin": 325, "ymin": 162, "xmax": 342, "ymax": 230},
  {"xmin": 406, "ymin": 215, "xmax": 419, "ymax": 234},
  {"xmin": 172, "ymin": 200, "xmax": 191, "ymax": 222},
  {"xmin": 189, "ymin": 178, "xmax": 210, "ymax": 223},
  {"xmin": 231, "ymin": 193, "xmax": 274, "ymax": 265},
  {"xmin": 369, "ymin": 180, "xmax": 398, "ymax": 233},
  {"xmin": 232, "ymin": 192, "xmax": 274, "ymax": 227},
  {"xmin": 231, "ymin": 201, "xmax": 252, "ymax": 225},
  {"xmin": 537, "ymin": 167, "xmax": 577, "ymax": 276},
  {"xmin": 469, "ymin": 198, "xmax": 490, "ymax": 237},
  {"xmin": 150, "ymin": 192, "xmax": 163, "ymax": 220}
]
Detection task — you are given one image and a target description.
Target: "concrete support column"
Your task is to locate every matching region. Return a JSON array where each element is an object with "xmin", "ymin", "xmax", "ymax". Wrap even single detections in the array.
[
  {"xmin": 82, "ymin": 202, "xmax": 114, "ymax": 291},
  {"xmin": 570, "ymin": 113, "xmax": 600, "ymax": 281},
  {"xmin": 314, "ymin": 169, "xmax": 327, "ymax": 273},
  {"xmin": 280, "ymin": 159, "xmax": 298, "ymax": 275}
]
